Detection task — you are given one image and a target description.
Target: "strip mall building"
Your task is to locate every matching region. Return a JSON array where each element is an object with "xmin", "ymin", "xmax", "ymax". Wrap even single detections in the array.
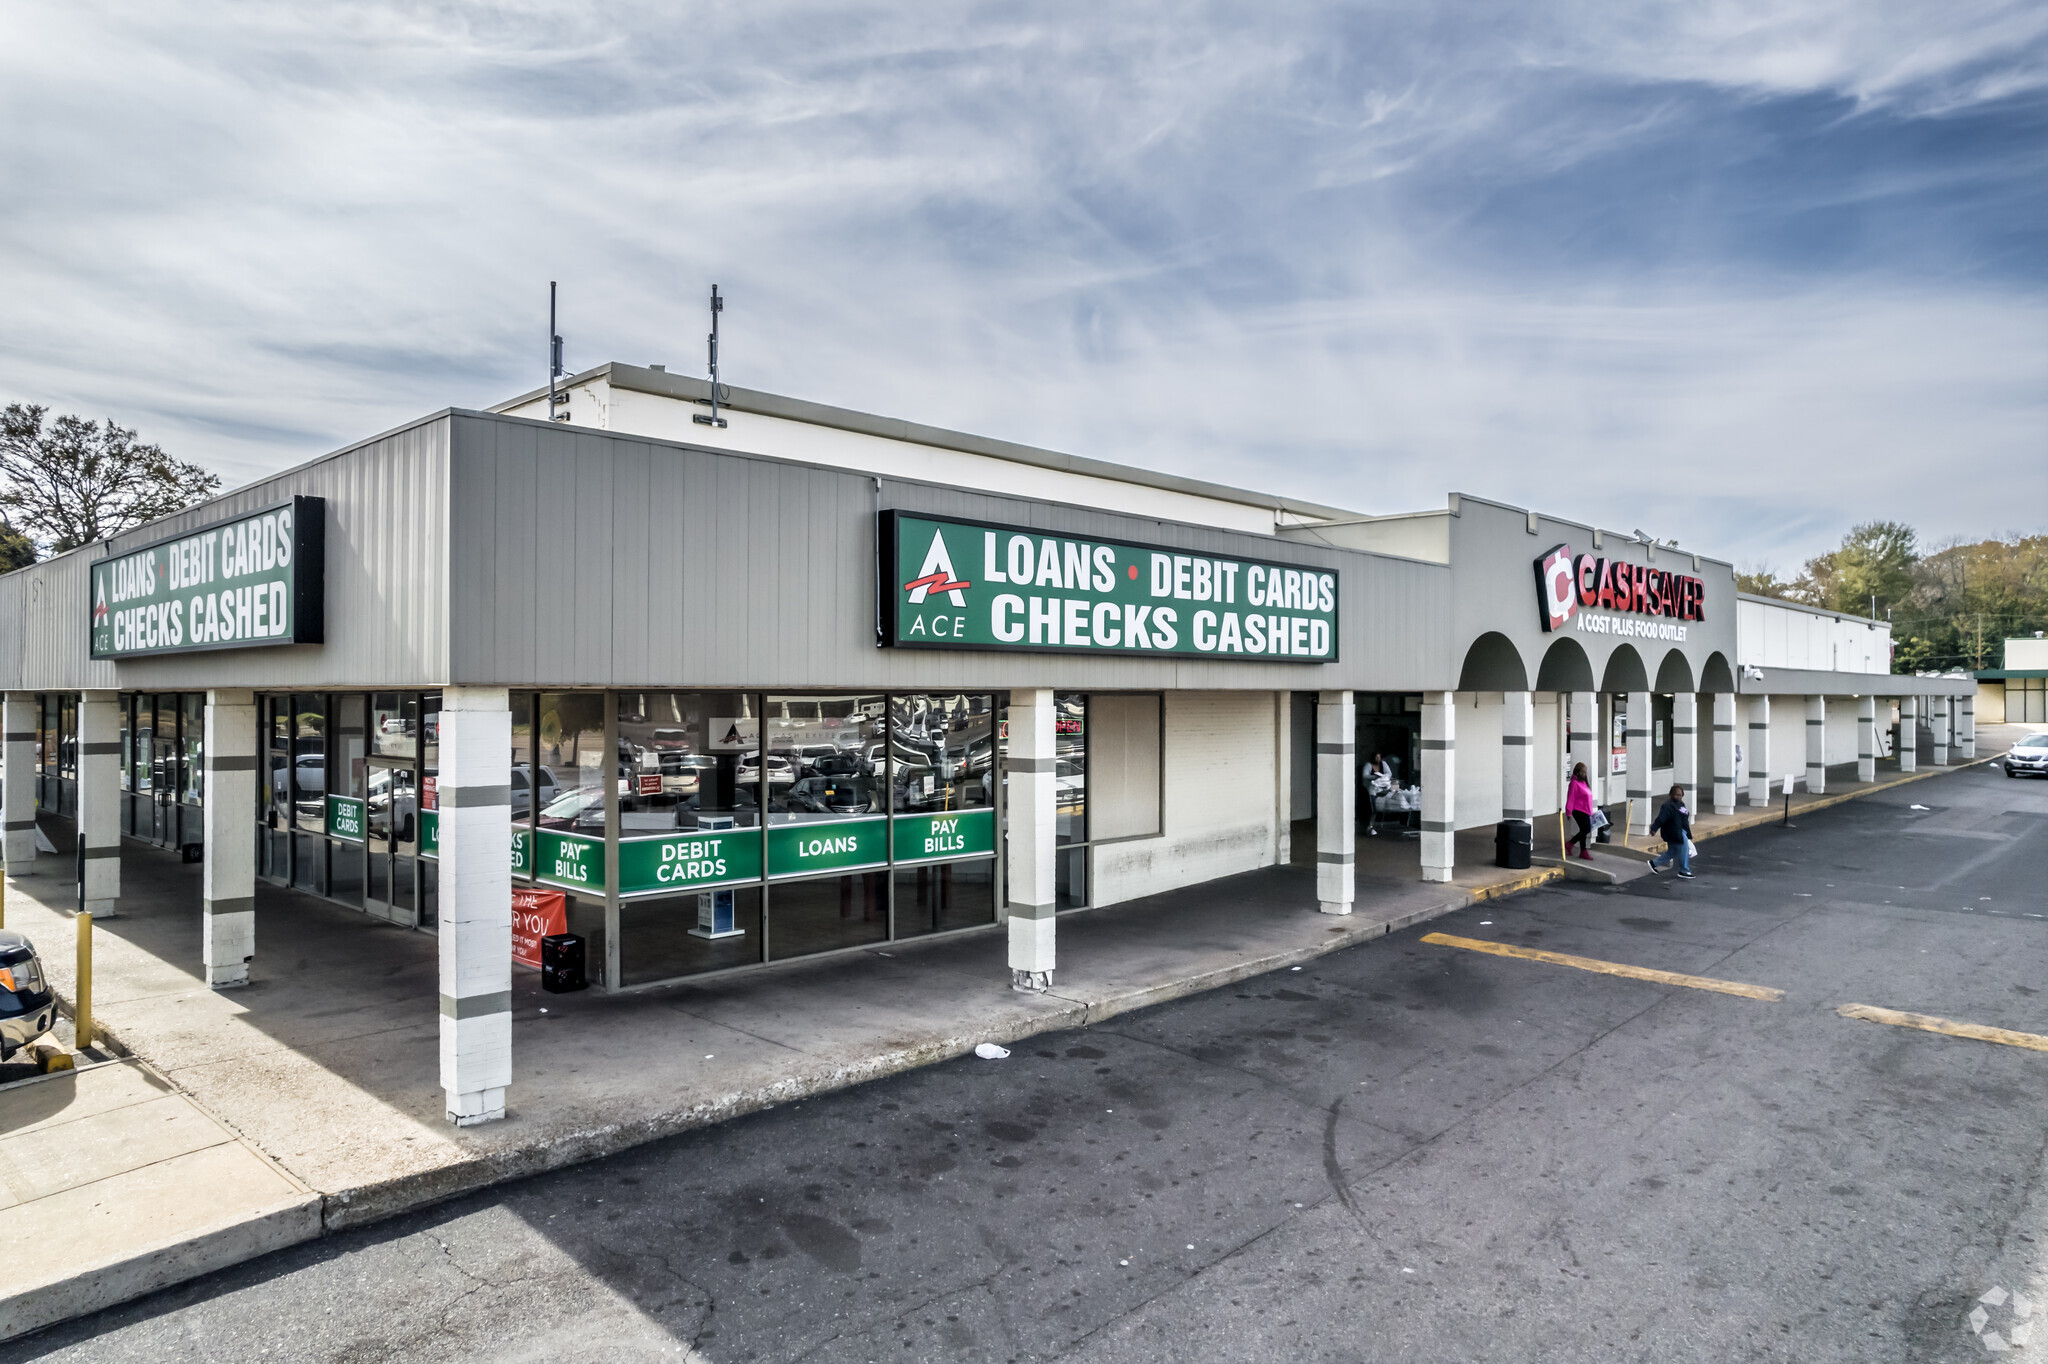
[{"xmin": 0, "ymin": 365, "xmax": 1977, "ymax": 1124}]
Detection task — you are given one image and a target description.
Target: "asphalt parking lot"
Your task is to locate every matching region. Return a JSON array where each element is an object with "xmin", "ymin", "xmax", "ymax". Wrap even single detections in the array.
[{"xmin": 10, "ymin": 760, "xmax": 2046, "ymax": 1363}]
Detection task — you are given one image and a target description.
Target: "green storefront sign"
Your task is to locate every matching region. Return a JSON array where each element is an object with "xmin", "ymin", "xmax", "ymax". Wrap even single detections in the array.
[
  {"xmin": 419, "ymin": 809, "xmax": 438, "ymax": 858},
  {"xmin": 511, "ymin": 827, "xmax": 533, "ymax": 876},
  {"xmin": 326, "ymin": 794, "xmax": 365, "ymax": 843},
  {"xmin": 879, "ymin": 510, "xmax": 1338, "ymax": 661},
  {"xmin": 90, "ymin": 497, "xmax": 324, "ymax": 659},
  {"xmin": 767, "ymin": 817, "xmax": 888, "ymax": 879},
  {"xmin": 620, "ymin": 829, "xmax": 764, "ymax": 898},
  {"xmin": 892, "ymin": 808, "xmax": 996, "ymax": 864},
  {"xmin": 535, "ymin": 829, "xmax": 604, "ymax": 893}
]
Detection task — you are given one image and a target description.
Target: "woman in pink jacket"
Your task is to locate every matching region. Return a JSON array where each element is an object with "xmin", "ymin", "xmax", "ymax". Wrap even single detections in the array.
[{"xmin": 1565, "ymin": 762, "xmax": 1597, "ymax": 860}]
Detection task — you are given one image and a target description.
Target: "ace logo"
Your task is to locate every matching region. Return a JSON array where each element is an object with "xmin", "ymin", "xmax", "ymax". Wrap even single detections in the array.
[{"xmin": 903, "ymin": 528, "xmax": 970, "ymax": 607}]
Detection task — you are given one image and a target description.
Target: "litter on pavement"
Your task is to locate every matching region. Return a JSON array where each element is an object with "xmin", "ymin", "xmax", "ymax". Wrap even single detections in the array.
[{"xmin": 974, "ymin": 1043, "xmax": 1009, "ymax": 1059}]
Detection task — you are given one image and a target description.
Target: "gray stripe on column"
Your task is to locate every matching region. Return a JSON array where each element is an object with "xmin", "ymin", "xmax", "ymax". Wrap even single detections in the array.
[
  {"xmin": 1316, "ymin": 851, "xmax": 1354, "ymax": 865},
  {"xmin": 1504, "ymin": 807, "xmax": 1530, "ymax": 820},
  {"xmin": 1421, "ymin": 739, "xmax": 1452, "ymax": 751},
  {"xmin": 443, "ymin": 784, "xmax": 511, "ymax": 809},
  {"xmin": 83, "ymin": 846, "xmax": 121, "ymax": 859},
  {"xmin": 1007, "ymin": 900, "xmax": 1057, "ymax": 920},
  {"xmin": 203, "ymin": 896, "xmax": 255, "ymax": 916},
  {"xmin": 81, "ymin": 741, "xmax": 121, "ymax": 756},
  {"xmin": 3, "ymin": 731, "xmax": 36, "ymax": 743},
  {"xmin": 440, "ymin": 991, "xmax": 512, "ymax": 1021},
  {"xmin": 1625, "ymin": 728, "xmax": 1647, "ymax": 738},
  {"xmin": 208, "ymin": 754, "xmax": 258, "ymax": 772},
  {"xmin": 1501, "ymin": 735, "xmax": 1531, "ymax": 746},
  {"xmin": 1007, "ymin": 756, "xmax": 1055, "ymax": 773},
  {"xmin": 1674, "ymin": 727, "xmax": 1695, "ymax": 736},
  {"xmin": 1713, "ymin": 724, "xmax": 1734, "ymax": 732},
  {"xmin": 1567, "ymin": 730, "xmax": 1591, "ymax": 741},
  {"xmin": 4, "ymin": 819, "xmax": 36, "ymax": 831},
  {"xmin": 1806, "ymin": 719, "xmax": 1823, "ymax": 726},
  {"xmin": 1421, "ymin": 820, "xmax": 1454, "ymax": 833},
  {"xmin": 1315, "ymin": 742, "xmax": 1354, "ymax": 755}
]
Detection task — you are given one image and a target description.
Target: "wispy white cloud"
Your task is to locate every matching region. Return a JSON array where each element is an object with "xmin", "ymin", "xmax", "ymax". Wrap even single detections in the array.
[{"xmin": 0, "ymin": 1, "xmax": 2041, "ymax": 566}]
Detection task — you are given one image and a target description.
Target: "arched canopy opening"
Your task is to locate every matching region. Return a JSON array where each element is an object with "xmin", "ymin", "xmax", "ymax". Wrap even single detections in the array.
[
  {"xmin": 1458, "ymin": 631, "xmax": 1530, "ymax": 692},
  {"xmin": 1654, "ymin": 649, "xmax": 1696, "ymax": 694},
  {"xmin": 1601, "ymin": 643, "xmax": 1649, "ymax": 693},
  {"xmin": 1699, "ymin": 651, "xmax": 1735, "ymax": 694},
  {"xmin": 1535, "ymin": 636, "xmax": 1596, "ymax": 692}
]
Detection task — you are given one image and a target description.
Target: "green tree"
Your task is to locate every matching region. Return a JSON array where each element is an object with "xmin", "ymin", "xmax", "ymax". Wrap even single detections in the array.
[
  {"xmin": 0, "ymin": 520, "xmax": 33, "ymax": 572},
  {"xmin": 0, "ymin": 403, "xmax": 221, "ymax": 555},
  {"xmin": 1806, "ymin": 520, "xmax": 1917, "ymax": 617},
  {"xmin": 1735, "ymin": 565, "xmax": 1794, "ymax": 599}
]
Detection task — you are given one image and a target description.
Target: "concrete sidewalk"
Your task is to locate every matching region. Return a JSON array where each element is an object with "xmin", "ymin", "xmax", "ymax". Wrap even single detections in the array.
[
  {"xmin": 0, "ymin": 1059, "xmax": 318, "ymax": 1341},
  {"xmin": 0, "ymin": 731, "xmax": 2015, "ymax": 1340}
]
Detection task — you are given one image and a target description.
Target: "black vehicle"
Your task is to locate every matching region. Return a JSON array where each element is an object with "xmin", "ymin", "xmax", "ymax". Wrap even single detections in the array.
[
  {"xmin": 782, "ymin": 776, "xmax": 876, "ymax": 816},
  {"xmin": 0, "ymin": 931, "xmax": 57, "ymax": 1062}
]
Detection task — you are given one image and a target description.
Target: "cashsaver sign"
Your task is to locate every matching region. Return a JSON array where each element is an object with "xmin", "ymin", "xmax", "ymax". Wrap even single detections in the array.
[
  {"xmin": 1534, "ymin": 542, "xmax": 1704, "ymax": 641},
  {"xmin": 880, "ymin": 512, "xmax": 1338, "ymax": 661},
  {"xmin": 91, "ymin": 497, "xmax": 325, "ymax": 659}
]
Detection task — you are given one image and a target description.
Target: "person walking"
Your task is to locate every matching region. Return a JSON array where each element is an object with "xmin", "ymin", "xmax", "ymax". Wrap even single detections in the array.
[
  {"xmin": 1649, "ymin": 783, "xmax": 1694, "ymax": 878},
  {"xmin": 1565, "ymin": 762, "xmax": 1597, "ymax": 859}
]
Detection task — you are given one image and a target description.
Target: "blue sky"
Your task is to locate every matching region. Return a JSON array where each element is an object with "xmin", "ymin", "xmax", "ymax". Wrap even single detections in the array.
[{"xmin": 3, "ymin": 2, "xmax": 2043, "ymax": 569}]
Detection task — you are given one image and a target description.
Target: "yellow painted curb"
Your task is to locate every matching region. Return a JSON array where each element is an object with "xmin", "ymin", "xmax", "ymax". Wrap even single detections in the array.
[{"xmin": 1468, "ymin": 866, "xmax": 1563, "ymax": 902}]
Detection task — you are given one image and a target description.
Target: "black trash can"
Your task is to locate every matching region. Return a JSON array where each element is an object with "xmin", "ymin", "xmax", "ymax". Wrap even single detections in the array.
[
  {"xmin": 1494, "ymin": 819, "xmax": 1533, "ymax": 869},
  {"xmin": 541, "ymin": 932, "xmax": 588, "ymax": 993}
]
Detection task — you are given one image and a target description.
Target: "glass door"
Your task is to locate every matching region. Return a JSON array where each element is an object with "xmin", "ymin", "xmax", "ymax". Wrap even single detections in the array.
[{"xmin": 364, "ymin": 756, "xmax": 417, "ymax": 924}]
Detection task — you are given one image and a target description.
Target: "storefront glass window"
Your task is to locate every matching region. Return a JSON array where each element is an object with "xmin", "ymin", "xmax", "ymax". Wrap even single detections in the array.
[
  {"xmin": 510, "ymin": 692, "xmax": 535, "ymax": 882},
  {"xmin": 769, "ymin": 871, "xmax": 889, "ymax": 958},
  {"xmin": 535, "ymin": 693, "xmax": 606, "ymax": 836},
  {"xmin": 765, "ymin": 694, "xmax": 882, "ymax": 824},
  {"xmin": 893, "ymin": 859, "xmax": 995, "ymax": 938},
  {"xmin": 888, "ymin": 694, "xmax": 994, "ymax": 814},
  {"xmin": 59, "ymin": 695, "xmax": 77, "ymax": 780},
  {"xmin": 182, "ymin": 694, "xmax": 205, "ymax": 805},
  {"xmin": 133, "ymin": 698, "xmax": 153, "ymax": 795},
  {"xmin": 372, "ymin": 693, "xmax": 419, "ymax": 760},
  {"xmin": 119, "ymin": 701, "xmax": 132, "ymax": 793}
]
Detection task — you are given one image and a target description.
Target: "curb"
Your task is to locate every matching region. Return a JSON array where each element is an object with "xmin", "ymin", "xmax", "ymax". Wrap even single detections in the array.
[{"xmin": 1692, "ymin": 754, "xmax": 1997, "ymax": 847}]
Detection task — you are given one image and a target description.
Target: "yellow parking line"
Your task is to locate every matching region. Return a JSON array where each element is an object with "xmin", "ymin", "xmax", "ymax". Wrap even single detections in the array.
[
  {"xmin": 1837, "ymin": 1004, "xmax": 2048, "ymax": 1053},
  {"xmin": 1420, "ymin": 932, "xmax": 1785, "ymax": 1001}
]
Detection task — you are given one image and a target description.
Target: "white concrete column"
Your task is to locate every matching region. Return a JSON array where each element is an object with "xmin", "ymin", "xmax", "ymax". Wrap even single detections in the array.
[
  {"xmin": 3, "ymin": 693, "xmax": 37, "ymax": 875},
  {"xmin": 1898, "ymin": 695, "xmax": 1917, "ymax": 773},
  {"xmin": 1006, "ymin": 689, "xmax": 1056, "ymax": 992},
  {"xmin": 439, "ymin": 686, "xmax": 513, "ymax": 1126},
  {"xmin": 1568, "ymin": 691, "xmax": 1597, "ymax": 793},
  {"xmin": 1747, "ymin": 694, "xmax": 1772, "ymax": 806},
  {"xmin": 1957, "ymin": 694, "xmax": 1976, "ymax": 759},
  {"xmin": 1273, "ymin": 692, "xmax": 1291, "ymax": 866},
  {"xmin": 1856, "ymin": 696, "xmax": 1876, "ymax": 783},
  {"xmin": 1626, "ymin": 691, "xmax": 1651, "ymax": 836},
  {"xmin": 1710, "ymin": 693, "xmax": 1737, "ymax": 814},
  {"xmin": 1932, "ymin": 696, "xmax": 1951, "ymax": 767},
  {"xmin": 79, "ymin": 691, "xmax": 122, "ymax": 918},
  {"xmin": 1805, "ymin": 695, "xmax": 1827, "ymax": 796},
  {"xmin": 1501, "ymin": 691, "xmax": 1534, "ymax": 826},
  {"xmin": 1420, "ymin": 692, "xmax": 1455, "ymax": 883},
  {"xmin": 202, "ymin": 690, "xmax": 258, "ymax": 987},
  {"xmin": 1671, "ymin": 693, "xmax": 1698, "ymax": 797},
  {"xmin": 1316, "ymin": 690, "xmax": 1355, "ymax": 914}
]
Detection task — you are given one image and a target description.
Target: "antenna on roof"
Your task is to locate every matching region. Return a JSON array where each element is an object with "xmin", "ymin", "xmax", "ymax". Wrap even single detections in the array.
[
  {"xmin": 548, "ymin": 282, "xmax": 569, "ymax": 422},
  {"xmin": 693, "ymin": 284, "xmax": 728, "ymax": 428}
]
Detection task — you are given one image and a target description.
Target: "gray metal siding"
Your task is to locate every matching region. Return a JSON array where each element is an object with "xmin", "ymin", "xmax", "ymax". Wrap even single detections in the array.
[
  {"xmin": 0, "ymin": 417, "xmax": 451, "ymax": 691},
  {"xmin": 448, "ymin": 412, "xmax": 1451, "ymax": 691}
]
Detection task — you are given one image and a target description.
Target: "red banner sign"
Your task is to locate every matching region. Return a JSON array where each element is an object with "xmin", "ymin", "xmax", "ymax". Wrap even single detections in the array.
[{"xmin": 511, "ymin": 887, "xmax": 567, "ymax": 968}]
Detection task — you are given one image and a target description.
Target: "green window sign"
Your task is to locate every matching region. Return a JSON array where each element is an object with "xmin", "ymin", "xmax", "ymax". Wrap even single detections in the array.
[
  {"xmin": 535, "ymin": 829, "xmax": 604, "ymax": 893},
  {"xmin": 879, "ymin": 510, "xmax": 1337, "ymax": 661},
  {"xmin": 419, "ymin": 809, "xmax": 438, "ymax": 859},
  {"xmin": 620, "ymin": 829, "xmax": 764, "ymax": 898},
  {"xmin": 90, "ymin": 497, "xmax": 325, "ymax": 659},
  {"xmin": 892, "ymin": 808, "xmax": 996, "ymax": 864},
  {"xmin": 326, "ymin": 794, "xmax": 365, "ymax": 843},
  {"xmin": 767, "ymin": 817, "xmax": 888, "ymax": 879}
]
